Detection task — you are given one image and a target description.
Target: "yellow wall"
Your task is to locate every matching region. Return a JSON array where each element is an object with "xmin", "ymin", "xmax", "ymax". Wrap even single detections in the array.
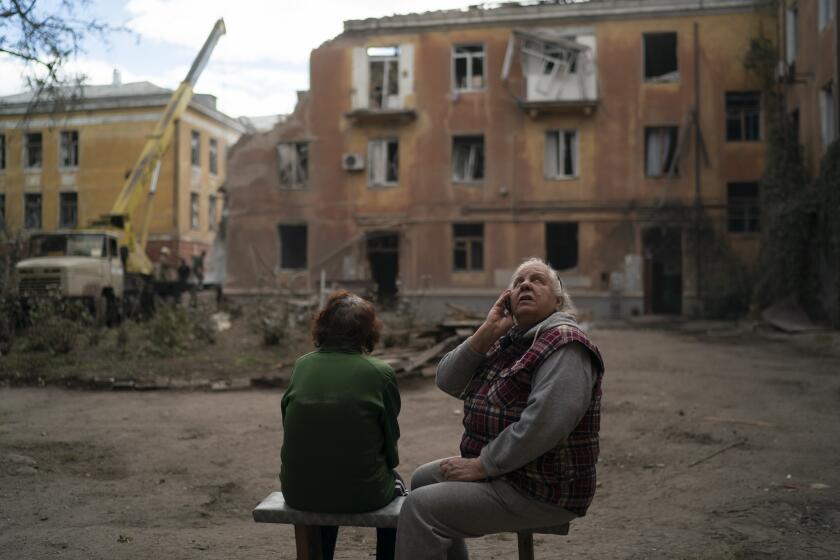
[{"xmin": 0, "ymin": 104, "xmax": 234, "ymax": 259}]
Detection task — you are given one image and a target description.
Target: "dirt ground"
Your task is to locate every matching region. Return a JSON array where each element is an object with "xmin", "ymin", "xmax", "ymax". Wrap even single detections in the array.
[{"xmin": 1, "ymin": 325, "xmax": 839, "ymax": 560}]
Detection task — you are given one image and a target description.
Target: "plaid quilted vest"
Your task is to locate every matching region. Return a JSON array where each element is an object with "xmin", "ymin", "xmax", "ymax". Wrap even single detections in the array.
[{"xmin": 460, "ymin": 325, "xmax": 605, "ymax": 516}]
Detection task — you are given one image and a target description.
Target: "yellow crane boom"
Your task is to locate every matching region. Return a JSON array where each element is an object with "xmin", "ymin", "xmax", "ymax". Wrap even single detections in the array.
[{"xmin": 98, "ymin": 18, "xmax": 226, "ymax": 276}]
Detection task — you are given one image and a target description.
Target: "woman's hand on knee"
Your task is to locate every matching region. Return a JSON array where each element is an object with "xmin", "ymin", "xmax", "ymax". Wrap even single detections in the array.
[{"xmin": 439, "ymin": 457, "xmax": 488, "ymax": 482}]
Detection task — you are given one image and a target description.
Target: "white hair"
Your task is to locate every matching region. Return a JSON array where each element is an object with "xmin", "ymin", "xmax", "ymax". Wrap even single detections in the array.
[{"xmin": 510, "ymin": 257, "xmax": 577, "ymax": 315}]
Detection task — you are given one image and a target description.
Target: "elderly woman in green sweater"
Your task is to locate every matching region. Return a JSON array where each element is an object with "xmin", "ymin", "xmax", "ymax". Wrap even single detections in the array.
[{"xmin": 280, "ymin": 290, "xmax": 404, "ymax": 560}]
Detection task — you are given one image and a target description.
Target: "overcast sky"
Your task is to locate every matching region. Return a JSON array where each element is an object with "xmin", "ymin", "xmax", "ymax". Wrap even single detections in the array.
[{"xmin": 0, "ymin": 0, "xmax": 476, "ymax": 118}]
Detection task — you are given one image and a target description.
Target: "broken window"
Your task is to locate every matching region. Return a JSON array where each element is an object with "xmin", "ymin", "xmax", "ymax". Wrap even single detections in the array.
[
  {"xmin": 278, "ymin": 224, "xmax": 307, "ymax": 269},
  {"xmin": 645, "ymin": 126, "xmax": 679, "ymax": 177},
  {"xmin": 190, "ymin": 193, "xmax": 200, "ymax": 230},
  {"xmin": 453, "ymin": 223, "xmax": 484, "ymax": 271},
  {"xmin": 544, "ymin": 130, "xmax": 579, "ymax": 179},
  {"xmin": 786, "ymin": 7, "xmax": 798, "ymax": 64},
  {"xmin": 546, "ymin": 222, "xmax": 578, "ymax": 271},
  {"xmin": 727, "ymin": 183, "xmax": 760, "ymax": 233},
  {"xmin": 209, "ymin": 195, "xmax": 218, "ymax": 231},
  {"xmin": 191, "ymin": 130, "xmax": 200, "ymax": 167},
  {"xmin": 25, "ymin": 132, "xmax": 42, "ymax": 169},
  {"xmin": 59, "ymin": 192, "xmax": 77, "ymax": 229},
  {"xmin": 24, "ymin": 193, "xmax": 42, "ymax": 229},
  {"xmin": 60, "ymin": 130, "xmax": 79, "ymax": 167},
  {"xmin": 277, "ymin": 142, "xmax": 309, "ymax": 190},
  {"xmin": 819, "ymin": 0, "xmax": 835, "ymax": 30},
  {"xmin": 820, "ymin": 82, "xmax": 836, "ymax": 149},
  {"xmin": 726, "ymin": 92, "xmax": 761, "ymax": 141},
  {"xmin": 368, "ymin": 139, "xmax": 399, "ymax": 186},
  {"xmin": 452, "ymin": 135, "xmax": 484, "ymax": 182},
  {"xmin": 209, "ymin": 138, "xmax": 219, "ymax": 175},
  {"xmin": 643, "ymin": 32, "xmax": 678, "ymax": 82},
  {"xmin": 0, "ymin": 134, "xmax": 6, "ymax": 170},
  {"xmin": 368, "ymin": 46, "xmax": 400, "ymax": 110},
  {"xmin": 453, "ymin": 45, "xmax": 485, "ymax": 91}
]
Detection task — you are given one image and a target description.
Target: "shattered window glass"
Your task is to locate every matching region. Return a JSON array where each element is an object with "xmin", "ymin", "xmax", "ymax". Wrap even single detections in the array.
[
  {"xmin": 368, "ymin": 139, "xmax": 399, "ymax": 187},
  {"xmin": 452, "ymin": 135, "xmax": 484, "ymax": 182},
  {"xmin": 368, "ymin": 46, "xmax": 400, "ymax": 109},
  {"xmin": 644, "ymin": 126, "xmax": 679, "ymax": 177},
  {"xmin": 277, "ymin": 142, "xmax": 309, "ymax": 190},
  {"xmin": 453, "ymin": 223, "xmax": 484, "ymax": 271},
  {"xmin": 544, "ymin": 130, "xmax": 579, "ymax": 179}
]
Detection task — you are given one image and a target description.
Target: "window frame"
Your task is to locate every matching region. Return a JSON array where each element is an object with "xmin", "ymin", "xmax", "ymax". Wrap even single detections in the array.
[
  {"xmin": 642, "ymin": 32, "xmax": 679, "ymax": 83},
  {"xmin": 0, "ymin": 133, "xmax": 6, "ymax": 170},
  {"xmin": 190, "ymin": 130, "xmax": 201, "ymax": 168},
  {"xmin": 24, "ymin": 132, "xmax": 43, "ymax": 170},
  {"xmin": 786, "ymin": 7, "xmax": 799, "ymax": 64},
  {"xmin": 277, "ymin": 141, "xmax": 309, "ymax": 190},
  {"xmin": 452, "ymin": 44, "xmax": 486, "ymax": 92},
  {"xmin": 727, "ymin": 182, "xmax": 760, "ymax": 234},
  {"xmin": 725, "ymin": 91, "xmax": 761, "ymax": 142},
  {"xmin": 818, "ymin": 0, "xmax": 835, "ymax": 31},
  {"xmin": 544, "ymin": 129, "xmax": 580, "ymax": 180},
  {"xmin": 59, "ymin": 130, "xmax": 80, "ymax": 168},
  {"xmin": 209, "ymin": 138, "xmax": 219, "ymax": 175},
  {"xmin": 452, "ymin": 223, "xmax": 484, "ymax": 272},
  {"xmin": 24, "ymin": 193, "xmax": 42, "ymax": 230},
  {"xmin": 367, "ymin": 46, "xmax": 401, "ymax": 110},
  {"xmin": 59, "ymin": 192, "xmax": 78, "ymax": 229},
  {"xmin": 452, "ymin": 134, "xmax": 485, "ymax": 184},
  {"xmin": 190, "ymin": 192, "xmax": 200, "ymax": 230},
  {"xmin": 208, "ymin": 194, "xmax": 218, "ymax": 231},
  {"xmin": 0, "ymin": 193, "xmax": 5, "ymax": 230},
  {"xmin": 368, "ymin": 138, "xmax": 399, "ymax": 187}
]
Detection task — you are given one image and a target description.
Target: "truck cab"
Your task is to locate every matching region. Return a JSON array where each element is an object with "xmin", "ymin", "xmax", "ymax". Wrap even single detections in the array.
[{"xmin": 15, "ymin": 231, "xmax": 124, "ymax": 318}]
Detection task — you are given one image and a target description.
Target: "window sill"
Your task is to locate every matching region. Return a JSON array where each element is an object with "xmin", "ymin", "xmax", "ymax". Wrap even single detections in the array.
[
  {"xmin": 453, "ymin": 180, "xmax": 484, "ymax": 186},
  {"xmin": 545, "ymin": 175, "xmax": 580, "ymax": 182},
  {"xmin": 725, "ymin": 139, "xmax": 763, "ymax": 144},
  {"xmin": 59, "ymin": 166, "xmax": 79, "ymax": 171},
  {"xmin": 23, "ymin": 168, "xmax": 43, "ymax": 173},
  {"xmin": 278, "ymin": 186, "xmax": 309, "ymax": 191},
  {"xmin": 369, "ymin": 183, "xmax": 399, "ymax": 189},
  {"xmin": 643, "ymin": 78, "xmax": 680, "ymax": 85},
  {"xmin": 453, "ymin": 88, "xmax": 486, "ymax": 94},
  {"xmin": 645, "ymin": 174, "xmax": 680, "ymax": 179}
]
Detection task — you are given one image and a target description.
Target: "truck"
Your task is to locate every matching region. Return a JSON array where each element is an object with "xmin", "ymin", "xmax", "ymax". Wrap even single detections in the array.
[{"xmin": 13, "ymin": 19, "xmax": 227, "ymax": 321}]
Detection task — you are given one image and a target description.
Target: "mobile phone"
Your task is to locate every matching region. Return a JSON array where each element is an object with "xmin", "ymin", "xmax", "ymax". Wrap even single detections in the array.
[{"xmin": 503, "ymin": 296, "xmax": 512, "ymax": 314}]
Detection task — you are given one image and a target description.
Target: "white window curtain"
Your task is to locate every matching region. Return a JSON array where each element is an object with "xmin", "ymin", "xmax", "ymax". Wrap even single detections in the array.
[
  {"xmin": 277, "ymin": 143, "xmax": 295, "ymax": 187},
  {"xmin": 646, "ymin": 128, "xmax": 672, "ymax": 176},
  {"xmin": 369, "ymin": 140, "xmax": 387, "ymax": 184}
]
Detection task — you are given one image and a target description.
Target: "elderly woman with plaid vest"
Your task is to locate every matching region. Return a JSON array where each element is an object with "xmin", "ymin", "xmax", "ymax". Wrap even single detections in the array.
[{"xmin": 395, "ymin": 258, "xmax": 605, "ymax": 560}]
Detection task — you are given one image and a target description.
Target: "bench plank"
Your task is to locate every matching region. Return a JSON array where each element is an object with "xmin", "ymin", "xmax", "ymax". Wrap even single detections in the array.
[{"xmin": 253, "ymin": 492, "xmax": 404, "ymax": 528}]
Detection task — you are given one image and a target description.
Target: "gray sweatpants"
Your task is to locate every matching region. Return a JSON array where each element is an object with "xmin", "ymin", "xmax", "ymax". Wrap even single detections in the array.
[{"xmin": 395, "ymin": 458, "xmax": 577, "ymax": 560}]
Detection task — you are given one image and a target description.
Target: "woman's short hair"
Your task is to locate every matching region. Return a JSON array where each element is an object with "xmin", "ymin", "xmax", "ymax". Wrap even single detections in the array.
[
  {"xmin": 311, "ymin": 290, "xmax": 382, "ymax": 353},
  {"xmin": 510, "ymin": 257, "xmax": 577, "ymax": 315}
]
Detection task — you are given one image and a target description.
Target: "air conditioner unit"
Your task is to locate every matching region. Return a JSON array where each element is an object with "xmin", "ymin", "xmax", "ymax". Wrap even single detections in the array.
[{"xmin": 342, "ymin": 153, "xmax": 365, "ymax": 171}]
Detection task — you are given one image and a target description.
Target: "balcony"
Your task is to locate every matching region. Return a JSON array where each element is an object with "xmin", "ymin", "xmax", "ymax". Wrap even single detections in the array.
[{"xmin": 504, "ymin": 28, "xmax": 599, "ymax": 117}]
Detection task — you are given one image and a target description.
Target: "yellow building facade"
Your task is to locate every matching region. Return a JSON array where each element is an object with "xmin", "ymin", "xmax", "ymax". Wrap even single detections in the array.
[{"xmin": 0, "ymin": 81, "xmax": 244, "ymax": 263}]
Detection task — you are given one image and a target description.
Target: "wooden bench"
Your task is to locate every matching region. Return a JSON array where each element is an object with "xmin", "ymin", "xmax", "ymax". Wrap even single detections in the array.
[{"xmin": 253, "ymin": 491, "xmax": 569, "ymax": 560}]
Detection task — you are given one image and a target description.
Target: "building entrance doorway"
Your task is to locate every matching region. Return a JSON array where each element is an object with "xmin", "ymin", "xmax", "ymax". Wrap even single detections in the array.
[
  {"xmin": 366, "ymin": 232, "xmax": 399, "ymax": 305},
  {"xmin": 643, "ymin": 227, "xmax": 683, "ymax": 315}
]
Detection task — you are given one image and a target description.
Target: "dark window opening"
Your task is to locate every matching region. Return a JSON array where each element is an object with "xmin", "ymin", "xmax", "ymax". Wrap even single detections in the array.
[
  {"xmin": 546, "ymin": 222, "xmax": 579, "ymax": 271},
  {"xmin": 0, "ymin": 194, "xmax": 5, "ymax": 230},
  {"xmin": 209, "ymin": 138, "xmax": 219, "ymax": 174},
  {"xmin": 645, "ymin": 126, "xmax": 679, "ymax": 177},
  {"xmin": 452, "ymin": 135, "xmax": 485, "ymax": 182},
  {"xmin": 643, "ymin": 32, "xmax": 678, "ymax": 82},
  {"xmin": 190, "ymin": 130, "xmax": 200, "ymax": 166},
  {"xmin": 60, "ymin": 130, "xmax": 79, "ymax": 167},
  {"xmin": 59, "ymin": 192, "xmax": 78, "ymax": 229},
  {"xmin": 279, "ymin": 224, "xmax": 307, "ymax": 269},
  {"xmin": 24, "ymin": 193, "xmax": 42, "ymax": 229},
  {"xmin": 25, "ymin": 132, "xmax": 43, "ymax": 168},
  {"xmin": 727, "ymin": 183, "xmax": 760, "ymax": 233},
  {"xmin": 190, "ymin": 193, "xmax": 200, "ymax": 230},
  {"xmin": 726, "ymin": 92, "xmax": 761, "ymax": 141},
  {"xmin": 453, "ymin": 223, "xmax": 484, "ymax": 271},
  {"xmin": 0, "ymin": 134, "xmax": 6, "ymax": 170}
]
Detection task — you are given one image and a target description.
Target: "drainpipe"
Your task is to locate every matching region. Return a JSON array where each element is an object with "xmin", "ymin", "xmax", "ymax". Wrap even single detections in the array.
[{"xmin": 693, "ymin": 21, "xmax": 702, "ymax": 311}]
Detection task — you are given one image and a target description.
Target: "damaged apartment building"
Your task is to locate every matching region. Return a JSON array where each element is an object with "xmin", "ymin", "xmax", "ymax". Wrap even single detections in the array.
[{"xmin": 226, "ymin": 0, "xmax": 775, "ymax": 319}]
